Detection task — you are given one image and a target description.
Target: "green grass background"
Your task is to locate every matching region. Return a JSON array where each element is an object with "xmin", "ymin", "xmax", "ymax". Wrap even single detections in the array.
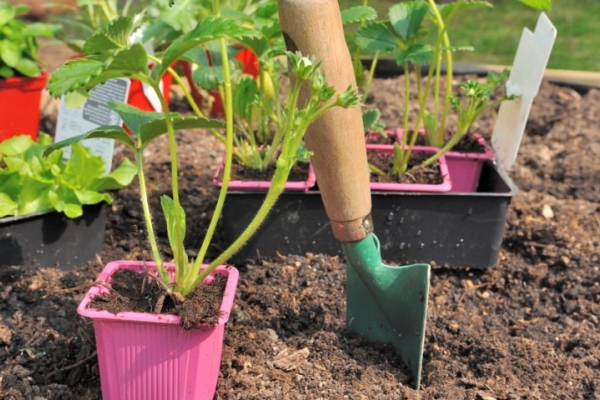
[{"xmin": 339, "ymin": 0, "xmax": 599, "ymax": 71}]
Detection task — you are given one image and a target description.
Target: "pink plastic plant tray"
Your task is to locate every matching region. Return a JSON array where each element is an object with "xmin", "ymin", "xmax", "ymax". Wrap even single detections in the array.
[
  {"xmin": 396, "ymin": 129, "xmax": 495, "ymax": 193},
  {"xmin": 366, "ymin": 144, "xmax": 452, "ymax": 193},
  {"xmin": 78, "ymin": 260, "xmax": 239, "ymax": 400},
  {"xmin": 213, "ymin": 158, "xmax": 316, "ymax": 191},
  {"xmin": 445, "ymin": 133, "xmax": 495, "ymax": 192}
]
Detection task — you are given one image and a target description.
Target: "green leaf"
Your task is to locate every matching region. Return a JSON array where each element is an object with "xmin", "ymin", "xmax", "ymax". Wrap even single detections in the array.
[
  {"xmin": 0, "ymin": 40, "xmax": 20, "ymax": 67},
  {"xmin": 22, "ymin": 22, "xmax": 62, "ymax": 38},
  {"xmin": 43, "ymin": 127, "xmax": 135, "ymax": 157},
  {"xmin": 397, "ymin": 43, "xmax": 433, "ymax": 65},
  {"xmin": 83, "ymin": 16, "xmax": 135, "ymax": 54},
  {"xmin": 91, "ymin": 157, "xmax": 137, "ymax": 191},
  {"xmin": 155, "ymin": 16, "xmax": 259, "ymax": 79},
  {"xmin": 0, "ymin": 135, "xmax": 34, "ymax": 156},
  {"xmin": 517, "ymin": 0, "xmax": 551, "ymax": 11},
  {"xmin": 233, "ymin": 76, "xmax": 259, "ymax": 121},
  {"xmin": 0, "ymin": 193, "xmax": 18, "ymax": 218},
  {"xmin": 389, "ymin": 1, "xmax": 429, "ymax": 42},
  {"xmin": 17, "ymin": 176, "xmax": 53, "ymax": 216},
  {"xmin": 108, "ymin": 101, "xmax": 164, "ymax": 137},
  {"xmin": 47, "ymin": 59, "xmax": 104, "ymax": 97},
  {"xmin": 14, "ymin": 58, "xmax": 41, "ymax": 77},
  {"xmin": 62, "ymin": 144, "xmax": 106, "ymax": 189},
  {"xmin": 105, "ymin": 43, "xmax": 149, "ymax": 76},
  {"xmin": 354, "ymin": 21, "xmax": 397, "ymax": 53},
  {"xmin": 160, "ymin": 195, "xmax": 187, "ymax": 267},
  {"xmin": 191, "ymin": 65, "xmax": 224, "ymax": 90},
  {"xmin": 341, "ymin": 6, "xmax": 377, "ymax": 25},
  {"xmin": 139, "ymin": 115, "xmax": 226, "ymax": 149},
  {"xmin": 0, "ymin": 4, "xmax": 16, "ymax": 26},
  {"xmin": 362, "ymin": 109, "xmax": 381, "ymax": 133}
]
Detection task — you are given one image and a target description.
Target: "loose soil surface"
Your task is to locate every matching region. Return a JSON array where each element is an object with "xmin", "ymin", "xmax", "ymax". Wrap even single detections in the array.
[{"xmin": 1, "ymin": 43, "xmax": 599, "ymax": 400}]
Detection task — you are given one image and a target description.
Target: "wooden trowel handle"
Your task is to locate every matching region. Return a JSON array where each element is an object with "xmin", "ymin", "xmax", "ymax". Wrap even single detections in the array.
[{"xmin": 278, "ymin": 0, "xmax": 372, "ymax": 242}]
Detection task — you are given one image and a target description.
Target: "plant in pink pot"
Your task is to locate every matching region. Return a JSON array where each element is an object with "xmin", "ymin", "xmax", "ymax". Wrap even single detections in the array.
[
  {"xmin": 44, "ymin": 6, "xmax": 359, "ymax": 398},
  {"xmin": 353, "ymin": 0, "xmax": 551, "ymax": 192}
]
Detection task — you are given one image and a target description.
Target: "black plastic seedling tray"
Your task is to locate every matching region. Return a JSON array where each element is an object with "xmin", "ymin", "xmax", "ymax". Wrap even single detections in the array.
[{"xmin": 222, "ymin": 161, "xmax": 518, "ymax": 268}]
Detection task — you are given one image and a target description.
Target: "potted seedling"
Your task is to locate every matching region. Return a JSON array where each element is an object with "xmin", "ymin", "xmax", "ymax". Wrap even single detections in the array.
[
  {"xmin": 0, "ymin": 2, "xmax": 61, "ymax": 141},
  {"xmin": 0, "ymin": 133, "xmax": 136, "ymax": 268},
  {"xmin": 353, "ymin": 0, "xmax": 552, "ymax": 192},
  {"xmin": 144, "ymin": 0, "xmax": 275, "ymax": 116},
  {"xmin": 44, "ymin": 8, "xmax": 360, "ymax": 398},
  {"xmin": 54, "ymin": 0, "xmax": 174, "ymax": 113},
  {"xmin": 224, "ymin": 0, "xmax": 555, "ymax": 269}
]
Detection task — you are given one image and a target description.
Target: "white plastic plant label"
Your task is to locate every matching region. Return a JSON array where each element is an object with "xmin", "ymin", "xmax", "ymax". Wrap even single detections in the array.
[
  {"xmin": 54, "ymin": 78, "xmax": 131, "ymax": 174},
  {"xmin": 491, "ymin": 12, "xmax": 557, "ymax": 170}
]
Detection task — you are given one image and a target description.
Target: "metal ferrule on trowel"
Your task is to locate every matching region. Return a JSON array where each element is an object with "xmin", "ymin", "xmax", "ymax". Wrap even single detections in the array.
[{"xmin": 278, "ymin": 0, "xmax": 431, "ymax": 390}]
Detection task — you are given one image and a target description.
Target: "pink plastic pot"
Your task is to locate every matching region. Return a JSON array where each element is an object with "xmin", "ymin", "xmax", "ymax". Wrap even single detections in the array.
[
  {"xmin": 78, "ymin": 260, "xmax": 239, "ymax": 400},
  {"xmin": 0, "ymin": 72, "xmax": 48, "ymax": 141},
  {"xmin": 445, "ymin": 133, "xmax": 494, "ymax": 193},
  {"xmin": 213, "ymin": 157, "xmax": 316, "ymax": 192},
  {"xmin": 396, "ymin": 129, "xmax": 495, "ymax": 193},
  {"xmin": 367, "ymin": 144, "xmax": 452, "ymax": 192}
]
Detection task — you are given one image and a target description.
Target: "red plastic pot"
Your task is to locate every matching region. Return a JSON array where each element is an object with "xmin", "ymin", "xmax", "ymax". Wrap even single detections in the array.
[
  {"xmin": 78, "ymin": 260, "xmax": 239, "ymax": 400},
  {"xmin": 0, "ymin": 72, "xmax": 48, "ymax": 141}
]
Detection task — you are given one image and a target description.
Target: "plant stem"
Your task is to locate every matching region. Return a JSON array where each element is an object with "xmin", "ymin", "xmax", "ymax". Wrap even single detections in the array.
[
  {"xmin": 135, "ymin": 149, "xmax": 168, "ymax": 283},
  {"xmin": 153, "ymin": 79, "xmax": 187, "ymax": 286},
  {"xmin": 187, "ymin": 0, "xmax": 235, "ymax": 291}
]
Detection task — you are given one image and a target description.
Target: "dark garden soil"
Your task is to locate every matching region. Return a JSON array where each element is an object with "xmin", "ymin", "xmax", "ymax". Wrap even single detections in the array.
[
  {"xmin": 1, "ymin": 43, "xmax": 599, "ymax": 400},
  {"xmin": 367, "ymin": 150, "xmax": 444, "ymax": 185}
]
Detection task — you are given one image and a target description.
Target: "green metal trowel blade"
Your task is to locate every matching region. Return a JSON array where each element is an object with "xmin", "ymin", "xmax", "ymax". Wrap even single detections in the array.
[{"xmin": 343, "ymin": 233, "xmax": 430, "ymax": 390}]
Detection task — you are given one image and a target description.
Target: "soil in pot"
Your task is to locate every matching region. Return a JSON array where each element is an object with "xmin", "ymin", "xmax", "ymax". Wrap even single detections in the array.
[
  {"xmin": 368, "ymin": 150, "xmax": 444, "ymax": 185},
  {"xmin": 89, "ymin": 269, "xmax": 227, "ymax": 329},
  {"xmin": 216, "ymin": 159, "xmax": 311, "ymax": 183}
]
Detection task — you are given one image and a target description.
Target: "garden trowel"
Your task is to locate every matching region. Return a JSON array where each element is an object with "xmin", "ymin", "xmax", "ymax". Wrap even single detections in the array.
[{"xmin": 278, "ymin": 0, "xmax": 431, "ymax": 390}]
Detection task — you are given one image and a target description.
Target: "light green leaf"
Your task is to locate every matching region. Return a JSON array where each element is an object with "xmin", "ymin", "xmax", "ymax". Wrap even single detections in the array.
[
  {"xmin": 389, "ymin": 1, "xmax": 429, "ymax": 42},
  {"xmin": 0, "ymin": 193, "xmax": 18, "ymax": 218},
  {"xmin": 91, "ymin": 158, "xmax": 137, "ymax": 191},
  {"xmin": 14, "ymin": 58, "xmax": 41, "ymax": 77},
  {"xmin": 342, "ymin": 6, "xmax": 377, "ymax": 25},
  {"xmin": 63, "ymin": 144, "xmax": 106, "ymax": 189},
  {"xmin": 0, "ymin": 40, "xmax": 20, "ymax": 67},
  {"xmin": 160, "ymin": 195, "xmax": 187, "ymax": 266},
  {"xmin": 354, "ymin": 21, "xmax": 397, "ymax": 53},
  {"xmin": 22, "ymin": 22, "xmax": 62, "ymax": 38},
  {"xmin": 0, "ymin": 135, "xmax": 34, "ymax": 156},
  {"xmin": 517, "ymin": 0, "xmax": 551, "ymax": 11},
  {"xmin": 0, "ymin": 4, "xmax": 16, "ymax": 25}
]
